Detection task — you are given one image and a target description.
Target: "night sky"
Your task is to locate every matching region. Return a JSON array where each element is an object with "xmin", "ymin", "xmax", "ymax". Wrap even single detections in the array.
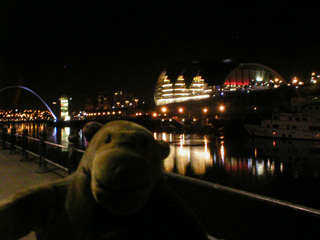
[{"xmin": 0, "ymin": 0, "xmax": 319, "ymax": 111}]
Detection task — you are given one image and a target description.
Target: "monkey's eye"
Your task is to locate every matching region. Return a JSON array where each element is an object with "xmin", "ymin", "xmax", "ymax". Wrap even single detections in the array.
[{"xmin": 105, "ymin": 135, "xmax": 112, "ymax": 144}]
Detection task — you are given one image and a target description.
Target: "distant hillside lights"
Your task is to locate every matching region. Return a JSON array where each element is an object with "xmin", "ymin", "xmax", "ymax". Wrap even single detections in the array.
[
  {"xmin": 310, "ymin": 72, "xmax": 320, "ymax": 84},
  {"xmin": 113, "ymin": 91, "xmax": 139, "ymax": 108},
  {"xmin": 289, "ymin": 76, "xmax": 304, "ymax": 88},
  {"xmin": 0, "ymin": 109, "xmax": 54, "ymax": 121},
  {"xmin": 287, "ymin": 72, "xmax": 320, "ymax": 87}
]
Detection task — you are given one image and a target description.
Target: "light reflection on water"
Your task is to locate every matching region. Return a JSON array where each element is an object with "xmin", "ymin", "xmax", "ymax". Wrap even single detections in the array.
[
  {"xmin": 155, "ymin": 132, "xmax": 320, "ymax": 209},
  {"xmin": 5, "ymin": 122, "xmax": 86, "ymax": 148},
  {"xmin": 156, "ymin": 132, "xmax": 282, "ymax": 181}
]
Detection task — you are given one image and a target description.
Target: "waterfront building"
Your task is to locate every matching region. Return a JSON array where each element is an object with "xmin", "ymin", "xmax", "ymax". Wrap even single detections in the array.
[
  {"xmin": 224, "ymin": 63, "xmax": 285, "ymax": 91},
  {"xmin": 155, "ymin": 72, "xmax": 212, "ymax": 106},
  {"xmin": 154, "ymin": 61, "xmax": 286, "ymax": 106},
  {"xmin": 174, "ymin": 75, "xmax": 189, "ymax": 98},
  {"xmin": 154, "ymin": 72, "xmax": 174, "ymax": 105},
  {"xmin": 97, "ymin": 93, "xmax": 109, "ymax": 110},
  {"xmin": 189, "ymin": 75, "xmax": 212, "ymax": 96},
  {"xmin": 59, "ymin": 95, "xmax": 70, "ymax": 121},
  {"xmin": 113, "ymin": 91, "xmax": 139, "ymax": 108}
]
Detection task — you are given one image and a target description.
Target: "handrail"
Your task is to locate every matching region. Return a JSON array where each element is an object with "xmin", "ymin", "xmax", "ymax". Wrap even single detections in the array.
[
  {"xmin": 0, "ymin": 129, "xmax": 84, "ymax": 173},
  {"xmin": 43, "ymin": 157, "xmax": 69, "ymax": 172},
  {"xmin": 75, "ymin": 149, "xmax": 85, "ymax": 154},
  {"xmin": 165, "ymin": 172, "xmax": 320, "ymax": 218},
  {"xmin": 27, "ymin": 136, "xmax": 40, "ymax": 142},
  {"xmin": 44, "ymin": 141, "xmax": 68, "ymax": 149}
]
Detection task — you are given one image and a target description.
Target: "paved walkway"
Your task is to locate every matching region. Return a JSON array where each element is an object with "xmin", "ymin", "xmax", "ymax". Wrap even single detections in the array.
[{"xmin": 0, "ymin": 148, "xmax": 67, "ymax": 240}]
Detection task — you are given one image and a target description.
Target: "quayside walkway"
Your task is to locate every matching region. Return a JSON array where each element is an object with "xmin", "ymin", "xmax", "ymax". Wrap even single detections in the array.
[{"xmin": 0, "ymin": 149, "xmax": 66, "ymax": 240}]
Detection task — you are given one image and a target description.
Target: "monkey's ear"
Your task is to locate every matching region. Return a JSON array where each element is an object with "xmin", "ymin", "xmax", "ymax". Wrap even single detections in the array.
[
  {"xmin": 83, "ymin": 121, "xmax": 103, "ymax": 142},
  {"xmin": 157, "ymin": 139, "xmax": 170, "ymax": 160}
]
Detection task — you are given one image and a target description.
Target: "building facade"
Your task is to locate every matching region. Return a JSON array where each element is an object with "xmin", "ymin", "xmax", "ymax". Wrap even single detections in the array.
[
  {"xmin": 59, "ymin": 95, "xmax": 70, "ymax": 120},
  {"xmin": 154, "ymin": 61, "xmax": 286, "ymax": 106}
]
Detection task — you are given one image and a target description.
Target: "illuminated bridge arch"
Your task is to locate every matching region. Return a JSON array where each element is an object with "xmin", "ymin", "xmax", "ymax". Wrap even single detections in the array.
[
  {"xmin": 224, "ymin": 63, "xmax": 286, "ymax": 90},
  {"xmin": 0, "ymin": 86, "xmax": 57, "ymax": 120}
]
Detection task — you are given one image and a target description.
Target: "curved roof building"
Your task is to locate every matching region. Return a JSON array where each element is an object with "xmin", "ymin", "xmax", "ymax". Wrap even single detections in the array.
[{"xmin": 154, "ymin": 60, "xmax": 286, "ymax": 106}]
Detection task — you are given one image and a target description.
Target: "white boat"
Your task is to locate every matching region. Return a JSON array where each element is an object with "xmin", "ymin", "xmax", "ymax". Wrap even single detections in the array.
[{"xmin": 244, "ymin": 112, "xmax": 320, "ymax": 140}]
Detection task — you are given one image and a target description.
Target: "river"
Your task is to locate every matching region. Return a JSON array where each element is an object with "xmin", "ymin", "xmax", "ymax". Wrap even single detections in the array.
[{"xmin": 5, "ymin": 122, "xmax": 320, "ymax": 210}]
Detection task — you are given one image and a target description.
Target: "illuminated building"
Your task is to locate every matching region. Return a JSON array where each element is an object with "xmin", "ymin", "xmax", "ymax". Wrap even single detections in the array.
[
  {"xmin": 223, "ymin": 63, "xmax": 285, "ymax": 91},
  {"xmin": 59, "ymin": 95, "xmax": 70, "ymax": 121},
  {"xmin": 155, "ymin": 71, "xmax": 212, "ymax": 106},
  {"xmin": 154, "ymin": 73, "xmax": 174, "ymax": 104},
  {"xmin": 97, "ymin": 93, "xmax": 109, "ymax": 110},
  {"xmin": 113, "ymin": 91, "xmax": 139, "ymax": 108},
  {"xmin": 154, "ymin": 61, "xmax": 286, "ymax": 106},
  {"xmin": 174, "ymin": 75, "xmax": 189, "ymax": 97}
]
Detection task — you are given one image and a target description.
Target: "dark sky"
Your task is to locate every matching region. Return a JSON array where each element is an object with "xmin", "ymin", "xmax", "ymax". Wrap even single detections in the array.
[{"xmin": 0, "ymin": 0, "xmax": 319, "ymax": 110}]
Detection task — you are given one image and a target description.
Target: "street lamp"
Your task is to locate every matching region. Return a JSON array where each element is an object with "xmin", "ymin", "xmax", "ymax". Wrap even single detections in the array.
[
  {"xmin": 161, "ymin": 107, "xmax": 167, "ymax": 113},
  {"xmin": 178, "ymin": 107, "xmax": 184, "ymax": 113},
  {"xmin": 219, "ymin": 105, "xmax": 225, "ymax": 112}
]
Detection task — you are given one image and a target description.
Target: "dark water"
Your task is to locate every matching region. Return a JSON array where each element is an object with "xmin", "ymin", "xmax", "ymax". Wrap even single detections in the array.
[
  {"xmin": 5, "ymin": 122, "xmax": 87, "ymax": 148},
  {"xmin": 6, "ymin": 122, "xmax": 320, "ymax": 210},
  {"xmin": 155, "ymin": 132, "xmax": 320, "ymax": 210}
]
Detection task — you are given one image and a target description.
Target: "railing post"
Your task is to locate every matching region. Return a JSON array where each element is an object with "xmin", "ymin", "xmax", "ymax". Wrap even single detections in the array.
[
  {"xmin": 68, "ymin": 135, "xmax": 79, "ymax": 174},
  {"xmin": 2, "ymin": 127, "xmax": 7, "ymax": 149},
  {"xmin": 10, "ymin": 127, "xmax": 16, "ymax": 154},
  {"xmin": 20, "ymin": 129, "xmax": 30, "ymax": 162},
  {"xmin": 36, "ymin": 131, "xmax": 49, "ymax": 173}
]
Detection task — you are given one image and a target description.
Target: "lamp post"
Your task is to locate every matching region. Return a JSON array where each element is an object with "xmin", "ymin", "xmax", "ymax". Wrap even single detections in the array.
[
  {"xmin": 161, "ymin": 107, "xmax": 168, "ymax": 118},
  {"xmin": 219, "ymin": 105, "xmax": 225, "ymax": 112},
  {"xmin": 202, "ymin": 107, "xmax": 208, "ymax": 125}
]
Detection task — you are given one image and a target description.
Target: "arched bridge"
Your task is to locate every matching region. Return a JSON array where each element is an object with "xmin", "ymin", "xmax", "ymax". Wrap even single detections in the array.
[{"xmin": 0, "ymin": 86, "xmax": 57, "ymax": 120}]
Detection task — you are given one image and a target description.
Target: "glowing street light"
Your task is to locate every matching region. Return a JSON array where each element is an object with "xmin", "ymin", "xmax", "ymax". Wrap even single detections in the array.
[
  {"xmin": 161, "ymin": 107, "xmax": 167, "ymax": 113},
  {"xmin": 292, "ymin": 76, "xmax": 298, "ymax": 85},
  {"xmin": 219, "ymin": 105, "xmax": 225, "ymax": 112},
  {"xmin": 178, "ymin": 107, "xmax": 184, "ymax": 113},
  {"xmin": 202, "ymin": 108, "xmax": 208, "ymax": 113}
]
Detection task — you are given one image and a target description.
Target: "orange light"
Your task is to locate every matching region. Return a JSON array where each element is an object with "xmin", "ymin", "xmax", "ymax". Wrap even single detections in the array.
[
  {"xmin": 203, "ymin": 108, "xmax": 208, "ymax": 113},
  {"xmin": 219, "ymin": 105, "xmax": 225, "ymax": 112},
  {"xmin": 152, "ymin": 113, "xmax": 158, "ymax": 117},
  {"xmin": 178, "ymin": 107, "xmax": 184, "ymax": 113},
  {"xmin": 161, "ymin": 107, "xmax": 167, "ymax": 113}
]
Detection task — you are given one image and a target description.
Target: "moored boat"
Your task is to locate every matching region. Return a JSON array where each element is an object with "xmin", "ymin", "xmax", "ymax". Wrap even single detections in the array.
[{"xmin": 244, "ymin": 112, "xmax": 320, "ymax": 140}]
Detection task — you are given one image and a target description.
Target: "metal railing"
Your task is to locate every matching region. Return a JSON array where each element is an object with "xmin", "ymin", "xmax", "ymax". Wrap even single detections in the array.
[{"xmin": 1, "ymin": 127, "xmax": 84, "ymax": 174}]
